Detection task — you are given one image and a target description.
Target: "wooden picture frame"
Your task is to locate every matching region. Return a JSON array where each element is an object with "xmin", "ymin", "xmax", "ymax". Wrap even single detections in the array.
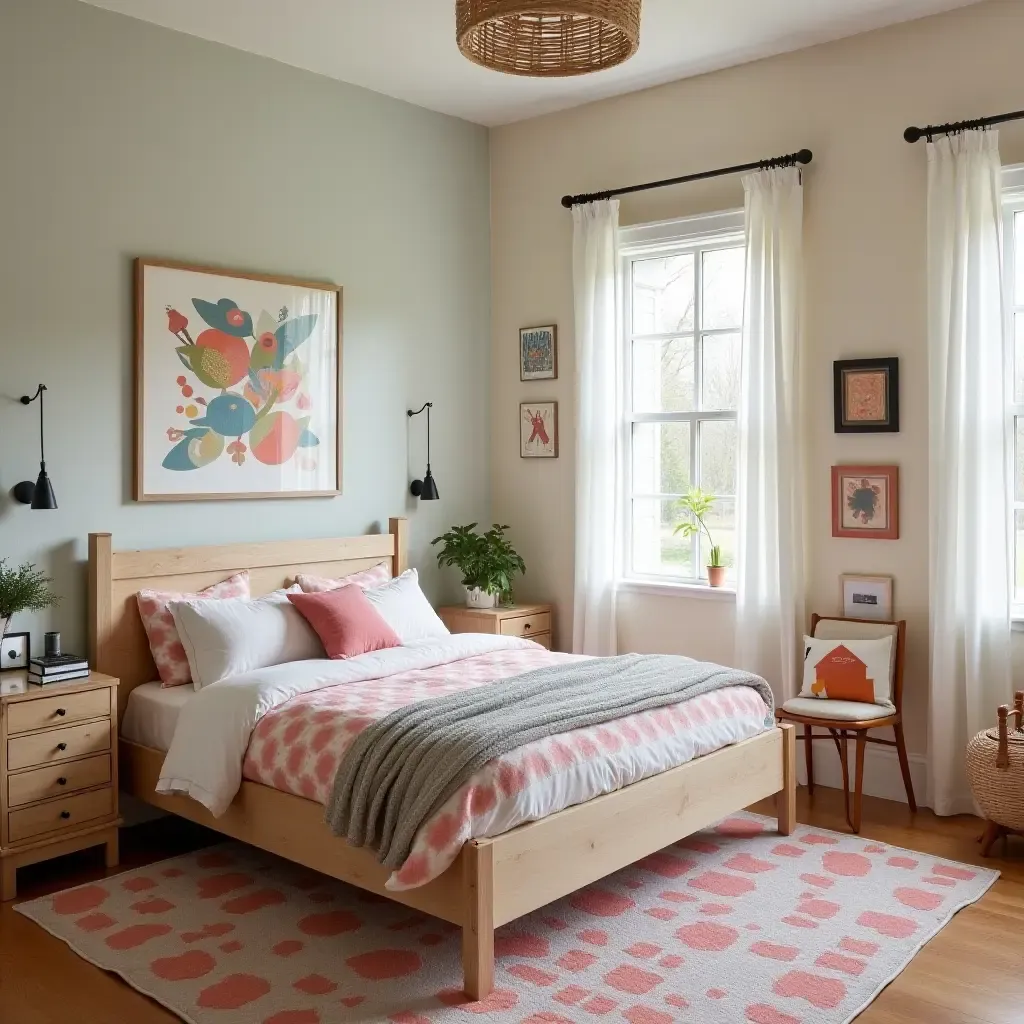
[
  {"xmin": 840, "ymin": 574, "xmax": 894, "ymax": 620},
  {"xmin": 134, "ymin": 258, "xmax": 343, "ymax": 502},
  {"xmin": 831, "ymin": 465, "xmax": 899, "ymax": 540},
  {"xmin": 520, "ymin": 402, "xmax": 558, "ymax": 458},
  {"xmin": 519, "ymin": 325, "xmax": 557, "ymax": 381},
  {"xmin": 834, "ymin": 357, "xmax": 899, "ymax": 433}
]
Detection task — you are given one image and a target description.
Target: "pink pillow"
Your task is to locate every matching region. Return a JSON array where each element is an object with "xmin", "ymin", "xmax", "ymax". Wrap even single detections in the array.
[
  {"xmin": 295, "ymin": 561, "xmax": 391, "ymax": 594},
  {"xmin": 137, "ymin": 571, "xmax": 250, "ymax": 687},
  {"xmin": 287, "ymin": 586, "xmax": 401, "ymax": 660}
]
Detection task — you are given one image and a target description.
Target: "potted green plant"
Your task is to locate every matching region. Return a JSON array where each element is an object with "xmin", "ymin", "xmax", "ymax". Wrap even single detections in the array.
[
  {"xmin": 432, "ymin": 523, "xmax": 527, "ymax": 608},
  {"xmin": 0, "ymin": 560, "xmax": 60, "ymax": 639},
  {"xmin": 672, "ymin": 487, "xmax": 728, "ymax": 587}
]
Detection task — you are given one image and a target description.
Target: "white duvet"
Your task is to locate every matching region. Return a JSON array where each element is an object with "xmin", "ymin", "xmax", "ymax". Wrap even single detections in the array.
[{"xmin": 157, "ymin": 634, "xmax": 535, "ymax": 814}]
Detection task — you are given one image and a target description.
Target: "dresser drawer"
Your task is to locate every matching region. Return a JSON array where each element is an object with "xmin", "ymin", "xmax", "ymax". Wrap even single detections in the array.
[
  {"xmin": 7, "ymin": 688, "xmax": 109, "ymax": 735},
  {"xmin": 8, "ymin": 787, "xmax": 113, "ymax": 844},
  {"xmin": 8, "ymin": 754, "xmax": 111, "ymax": 808},
  {"xmin": 530, "ymin": 632, "xmax": 552, "ymax": 650},
  {"xmin": 7, "ymin": 720, "xmax": 111, "ymax": 771},
  {"xmin": 500, "ymin": 612, "xmax": 552, "ymax": 638}
]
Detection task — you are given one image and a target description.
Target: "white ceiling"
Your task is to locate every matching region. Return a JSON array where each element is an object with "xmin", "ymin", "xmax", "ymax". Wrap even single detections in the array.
[{"xmin": 79, "ymin": 0, "xmax": 982, "ymax": 126}]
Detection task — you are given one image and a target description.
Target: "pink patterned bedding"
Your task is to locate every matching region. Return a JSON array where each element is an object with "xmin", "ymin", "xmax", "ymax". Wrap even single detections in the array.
[{"xmin": 241, "ymin": 646, "xmax": 771, "ymax": 890}]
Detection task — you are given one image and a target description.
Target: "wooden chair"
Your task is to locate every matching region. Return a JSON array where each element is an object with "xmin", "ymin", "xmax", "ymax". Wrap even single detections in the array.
[{"xmin": 775, "ymin": 614, "xmax": 915, "ymax": 832}]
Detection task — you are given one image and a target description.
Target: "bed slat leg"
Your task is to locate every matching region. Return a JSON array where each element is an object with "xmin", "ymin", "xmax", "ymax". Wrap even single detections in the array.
[
  {"xmin": 462, "ymin": 841, "xmax": 494, "ymax": 1002},
  {"xmin": 777, "ymin": 722, "xmax": 797, "ymax": 835}
]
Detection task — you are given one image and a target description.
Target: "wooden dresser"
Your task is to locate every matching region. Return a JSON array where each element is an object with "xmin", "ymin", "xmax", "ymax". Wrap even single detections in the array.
[
  {"xmin": 1, "ymin": 671, "xmax": 121, "ymax": 900},
  {"xmin": 438, "ymin": 603, "xmax": 553, "ymax": 650}
]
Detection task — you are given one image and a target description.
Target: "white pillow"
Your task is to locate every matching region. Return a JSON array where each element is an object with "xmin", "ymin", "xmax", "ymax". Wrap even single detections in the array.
[
  {"xmin": 799, "ymin": 635, "xmax": 894, "ymax": 708},
  {"xmin": 363, "ymin": 569, "xmax": 450, "ymax": 644},
  {"xmin": 169, "ymin": 587, "xmax": 324, "ymax": 690}
]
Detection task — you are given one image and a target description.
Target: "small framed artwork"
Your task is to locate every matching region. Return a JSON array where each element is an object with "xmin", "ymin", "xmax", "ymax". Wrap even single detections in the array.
[
  {"xmin": 520, "ymin": 325, "xmax": 558, "ymax": 381},
  {"xmin": 1, "ymin": 631, "xmax": 30, "ymax": 672},
  {"xmin": 840, "ymin": 574, "xmax": 894, "ymax": 620},
  {"xmin": 135, "ymin": 258, "xmax": 342, "ymax": 502},
  {"xmin": 521, "ymin": 402, "xmax": 558, "ymax": 458},
  {"xmin": 832, "ymin": 465, "xmax": 899, "ymax": 540},
  {"xmin": 834, "ymin": 357, "xmax": 899, "ymax": 432}
]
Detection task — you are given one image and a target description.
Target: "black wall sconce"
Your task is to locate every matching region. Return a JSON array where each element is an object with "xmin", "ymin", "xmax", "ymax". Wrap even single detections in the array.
[
  {"xmin": 13, "ymin": 384, "xmax": 58, "ymax": 509},
  {"xmin": 407, "ymin": 402, "xmax": 439, "ymax": 501}
]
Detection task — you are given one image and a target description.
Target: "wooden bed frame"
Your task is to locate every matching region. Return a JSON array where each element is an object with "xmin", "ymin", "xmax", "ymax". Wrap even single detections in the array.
[{"xmin": 89, "ymin": 519, "xmax": 796, "ymax": 1001}]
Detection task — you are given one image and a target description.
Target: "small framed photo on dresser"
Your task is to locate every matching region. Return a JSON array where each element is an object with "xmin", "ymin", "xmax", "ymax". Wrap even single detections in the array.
[
  {"xmin": 521, "ymin": 402, "xmax": 558, "ymax": 458},
  {"xmin": 520, "ymin": 325, "xmax": 557, "ymax": 381},
  {"xmin": 834, "ymin": 357, "xmax": 899, "ymax": 433},
  {"xmin": 0, "ymin": 631, "xmax": 30, "ymax": 672}
]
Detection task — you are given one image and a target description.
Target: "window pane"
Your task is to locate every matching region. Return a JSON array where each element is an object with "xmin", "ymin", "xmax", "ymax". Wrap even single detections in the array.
[
  {"xmin": 1016, "ymin": 212, "xmax": 1024, "ymax": 306},
  {"xmin": 632, "ymin": 337, "xmax": 695, "ymax": 412},
  {"xmin": 698, "ymin": 420, "xmax": 737, "ymax": 497},
  {"xmin": 698, "ymin": 498, "xmax": 736, "ymax": 580},
  {"xmin": 632, "ymin": 498, "xmax": 694, "ymax": 578},
  {"xmin": 701, "ymin": 247, "xmax": 745, "ymax": 330},
  {"xmin": 632, "ymin": 254, "xmax": 695, "ymax": 335},
  {"xmin": 1017, "ymin": 509, "xmax": 1024, "ymax": 603},
  {"xmin": 1016, "ymin": 313, "xmax": 1024, "ymax": 405},
  {"xmin": 632, "ymin": 422, "xmax": 691, "ymax": 495},
  {"xmin": 701, "ymin": 332, "xmax": 741, "ymax": 410},
  {"xmin": 1017, "ymin": 418, "xmax": 1024, "ymax": 503}
]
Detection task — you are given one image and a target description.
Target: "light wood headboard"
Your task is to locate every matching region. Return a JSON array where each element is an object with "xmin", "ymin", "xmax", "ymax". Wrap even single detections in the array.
[{"xmin": 88, "ymin": 518, "xmax": 408, "ymax": 723}]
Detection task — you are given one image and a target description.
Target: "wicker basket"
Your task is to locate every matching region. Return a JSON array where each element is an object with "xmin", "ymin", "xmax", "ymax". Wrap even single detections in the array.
[{"xmin": 966, "ymin": 691, "xmax": 1024, "ymax": 834}]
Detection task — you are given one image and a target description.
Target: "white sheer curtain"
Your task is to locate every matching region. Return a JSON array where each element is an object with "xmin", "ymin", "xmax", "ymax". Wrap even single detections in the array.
[
  {"xmin": 572, "ymin": 200, "xmax": 621, "ymax": 656},
  {"xmin": 927, "ymin": 130, "xmax": 1012, "ymax": 816},
  {"xmin": 734, "ymin": 166, "xmax": 806, "ymax": 702}
]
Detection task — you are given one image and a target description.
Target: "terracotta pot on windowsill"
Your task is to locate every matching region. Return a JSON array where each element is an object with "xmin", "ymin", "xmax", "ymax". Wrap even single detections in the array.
[{"xmin": 707, "ymin": 566, "xmax": 727, "ymax": 588}]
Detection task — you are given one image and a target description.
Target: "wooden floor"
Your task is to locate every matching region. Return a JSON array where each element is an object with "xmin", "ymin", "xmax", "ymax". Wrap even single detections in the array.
[{"xmin": 1, "ymin": 787, "xmax": 1022, "ymax": 1023}]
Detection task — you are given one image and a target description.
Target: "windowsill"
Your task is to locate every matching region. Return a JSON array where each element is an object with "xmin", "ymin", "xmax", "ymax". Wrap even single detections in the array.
[
  {"xmin": 618, "ymin": 578, "xmax": 736, "ymax": 601},
  {"xmin": 1011, "ymin": 616, "xmax": 1024, "ymax": 632}
]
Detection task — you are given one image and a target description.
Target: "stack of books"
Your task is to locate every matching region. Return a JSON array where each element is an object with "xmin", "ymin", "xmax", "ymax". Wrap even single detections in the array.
[{"xmin": 28, "ymin": 653, "xmax": 90, "ymax": 686}]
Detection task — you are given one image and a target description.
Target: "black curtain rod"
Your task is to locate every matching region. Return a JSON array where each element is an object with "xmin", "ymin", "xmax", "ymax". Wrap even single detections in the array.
[
  {"xmin": 560, "ymin": 148, "xmax": 812, "ymax": 209},
  {"xmin": 904, "ymin": 108, "xmax": 1024, "ymax": 143}
]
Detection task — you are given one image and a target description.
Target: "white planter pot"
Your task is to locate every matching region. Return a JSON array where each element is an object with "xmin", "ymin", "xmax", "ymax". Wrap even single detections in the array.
[{"xmin": 464, "ymin": 587, "xmax": 496, "ymax": 609}]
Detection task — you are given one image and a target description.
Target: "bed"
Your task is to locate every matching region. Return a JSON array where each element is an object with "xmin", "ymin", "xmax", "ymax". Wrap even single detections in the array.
[{"xmin": 89, "ymin": 519, "xmax": 796, "ymax": 1000}]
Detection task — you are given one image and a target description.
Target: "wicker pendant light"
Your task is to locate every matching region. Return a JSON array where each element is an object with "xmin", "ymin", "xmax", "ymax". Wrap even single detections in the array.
[{"xmin": 456, "ymin": 1, "xmax": 642, "ymax": 78}]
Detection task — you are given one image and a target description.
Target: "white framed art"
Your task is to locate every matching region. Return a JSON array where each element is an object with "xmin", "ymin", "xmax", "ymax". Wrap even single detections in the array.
[
  {"xmin": 135, "ymin": 259, "xmax": 342, "ymax": 501},
  {"xmin": 840, "ymin": 574, "xmax": 894, "ymax": 620}
]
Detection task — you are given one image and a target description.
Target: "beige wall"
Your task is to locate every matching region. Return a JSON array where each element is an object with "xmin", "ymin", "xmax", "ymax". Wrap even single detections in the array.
[
  {"xmin": 490, "ymin": 0, "xmax": 1024, "ymax": 769},
  {"xmin": 0, "ymin": 0, "xmax": 491, "ymax": 658}
]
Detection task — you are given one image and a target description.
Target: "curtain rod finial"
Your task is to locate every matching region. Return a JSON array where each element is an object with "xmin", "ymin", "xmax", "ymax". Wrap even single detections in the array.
[
  {"xmin": 904, "ymin": 126, "xmax": 924, "ymax": 143},
  {"xmin": 796, "ymin": 149, "xmax": 813, "ymax": 165},
  {"xmin": 560, "ymin": 195, "xmax": 574, "ymax": 208}
]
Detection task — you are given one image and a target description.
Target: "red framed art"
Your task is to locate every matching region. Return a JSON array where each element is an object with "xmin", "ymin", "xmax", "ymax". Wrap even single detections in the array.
[{"xmin": 831, "ymin": 465, "xmax": 899, "ymax": 540}]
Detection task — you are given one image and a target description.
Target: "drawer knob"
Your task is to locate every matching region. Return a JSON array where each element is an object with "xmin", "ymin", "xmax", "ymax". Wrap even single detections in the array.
[
  {"xmin": 56, "ymin": 708, "xmax": 66, "ymax": 717},
  {"xmin": 60, "ymin": 810, "xmax": 71, "ymax": 820},
  {"xmin": 57, "ymin": 777, "xmax": 67, "ymax": 786},
  {"xmin": 56, "ymin": 742, "xmax": 67, "ymax": 751},
  {"xmin": 524, "ymin": 623, "xmax": 532, "ymax": 630}
]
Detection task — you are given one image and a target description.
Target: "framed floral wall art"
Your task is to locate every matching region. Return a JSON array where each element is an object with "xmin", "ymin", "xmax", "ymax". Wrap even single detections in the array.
[
  {"xmin": 520, "ymin": 325, "xmax": 557, "ymax": 381},
  {"xmin": 135, "ymin": 259, "xmax": 342, "ymax": 501},
  {"xmin": 521, "ymin": 402, "xmax": 558, "ymax": 458},
  {"xmin": 831, "ymin": 465, "xmax": 899, "ymax": 540},
  {"xmin": 833, "ymin": 357, "xmax": 899, "ymax": 433}
]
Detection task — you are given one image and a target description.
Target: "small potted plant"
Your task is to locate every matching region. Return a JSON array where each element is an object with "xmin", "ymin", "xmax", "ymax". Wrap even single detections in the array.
[
  {"xmin": 673, "ymin": 488, "xmax": 728, "ymax": 587},
  {"xmin": 0, "ymin": 559, "xmax": 60, "ymax": 639},
  {"xmin": 432, "ymin": 523, "xmax": 527, "ymax": 608}
]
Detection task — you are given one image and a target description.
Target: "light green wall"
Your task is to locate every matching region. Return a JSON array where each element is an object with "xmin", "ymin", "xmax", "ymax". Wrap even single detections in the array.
[{"xmin": 0, "ymin": 0, "xmax": 491, "ymax": 658}]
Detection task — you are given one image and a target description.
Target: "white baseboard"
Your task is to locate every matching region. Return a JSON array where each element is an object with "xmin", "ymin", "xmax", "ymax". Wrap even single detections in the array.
[{"xmin": 795, "ymin": 739, "xmax": 929, "ymax": 808}]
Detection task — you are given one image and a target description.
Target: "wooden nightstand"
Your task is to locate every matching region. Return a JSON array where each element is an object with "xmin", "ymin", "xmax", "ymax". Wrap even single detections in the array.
[
  {"xmin": 1, "ymin": 671, "xmax": 121, "ymax": 900},
  {"xmin": 438, "ymin": 603, "xmax": 554, "ymax": 650}
]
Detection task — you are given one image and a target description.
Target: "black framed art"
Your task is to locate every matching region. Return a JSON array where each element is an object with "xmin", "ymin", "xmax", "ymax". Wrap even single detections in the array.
[{"xmin": 834, "ymin": 357, "xmax": 899, "ymax": 433}]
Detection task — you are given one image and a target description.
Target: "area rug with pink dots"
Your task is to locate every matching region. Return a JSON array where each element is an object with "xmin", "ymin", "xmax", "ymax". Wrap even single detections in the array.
[{"xmin": 15, "ymin": 811, "xmax": 997, "ymax": 1024}]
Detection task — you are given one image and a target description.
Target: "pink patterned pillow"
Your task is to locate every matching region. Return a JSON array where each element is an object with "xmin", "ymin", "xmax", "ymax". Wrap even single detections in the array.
[
  {"xmin": 295, "ymin": 561, "xmax": 391, "ymax": 594},
  {"xmin": 137, "ymin": 571, "xmax": 250, "ymax": 687}
]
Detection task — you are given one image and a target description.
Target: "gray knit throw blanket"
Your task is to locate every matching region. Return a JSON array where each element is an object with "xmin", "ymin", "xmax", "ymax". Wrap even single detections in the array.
[{"xmin": 325, "ymin": 653, "xmax": 774, "ymax": 869}]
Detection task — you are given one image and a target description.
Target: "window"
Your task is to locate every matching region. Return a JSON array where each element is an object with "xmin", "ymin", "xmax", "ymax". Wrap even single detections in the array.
[
  {"xmin": 1005, "ymin": 173, "xmax": 1024, "ymax": 611},
  {"xmin": 621, "ymin": 213, "xmax": 745, "ymax": 586}
]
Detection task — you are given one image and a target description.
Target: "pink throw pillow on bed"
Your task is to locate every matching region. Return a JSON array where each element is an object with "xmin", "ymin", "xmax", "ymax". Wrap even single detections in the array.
[
  {"xmin": 287, "ymin": 585, "xmax": 401, "ymax": 660},
  {"xmin": 137, "ymin": 571, "xmax": 250, "ymax": 687},
  {"xmin": 295, "ymin": 561, "xmax": 391, "ymax": 594}
]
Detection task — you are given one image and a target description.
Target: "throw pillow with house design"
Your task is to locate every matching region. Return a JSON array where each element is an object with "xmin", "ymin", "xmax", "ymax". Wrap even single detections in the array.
[{"xmin": 799, "ymin": 636, "xmax": 895, "ymax": 708}]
